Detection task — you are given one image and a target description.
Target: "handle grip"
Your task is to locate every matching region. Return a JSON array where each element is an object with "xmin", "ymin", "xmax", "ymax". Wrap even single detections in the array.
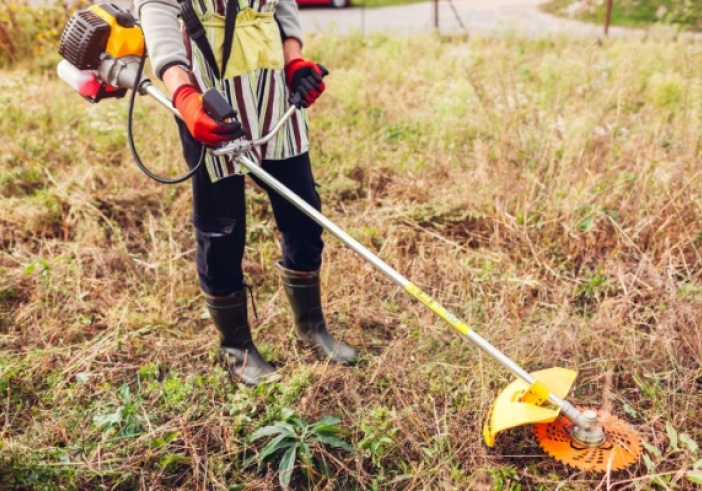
[
  {"xmin": 288, "ymin": 63, "xmax": 330, "ymax": 109},
  {"xmin": 289, "ymin": 91, "xmax": 303, "ymax": 109},
  {"xmin": 202, "ymin": 88, "xmax": 237, "ymax": 122}
]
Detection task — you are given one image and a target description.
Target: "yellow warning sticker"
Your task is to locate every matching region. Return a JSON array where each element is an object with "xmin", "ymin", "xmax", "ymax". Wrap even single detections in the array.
[{"xmin": 405, "ymin": 282, "xmax": 471, "ymax": 336}]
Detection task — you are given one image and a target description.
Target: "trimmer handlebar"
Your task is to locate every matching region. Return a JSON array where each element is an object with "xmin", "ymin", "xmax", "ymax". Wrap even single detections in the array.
[
  {"xmin": 197, "ymin": 87, "xmax": 297, "ymax": 159},
  {"xmin": 148, "ymin": 84, "xmax": 297, "ymax": 160},
  {"xmin": 210, "ymin": 105, "xmax": 297, "ymax": 159}
]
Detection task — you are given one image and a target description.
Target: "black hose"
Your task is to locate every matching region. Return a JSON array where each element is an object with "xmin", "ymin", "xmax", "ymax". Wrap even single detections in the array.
[{"xmin": 127, "ymin": 50, "xmax": 204, "ymax": 184}]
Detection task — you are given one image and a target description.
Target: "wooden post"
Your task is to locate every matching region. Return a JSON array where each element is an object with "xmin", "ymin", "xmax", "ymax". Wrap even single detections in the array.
[
  {"xmin": 434, "ymin": 0, "xmax": 439, "ymax": 31},
  {"xmin": 604, "ymin": 0, "xmax": 613, "ymax": 36}
]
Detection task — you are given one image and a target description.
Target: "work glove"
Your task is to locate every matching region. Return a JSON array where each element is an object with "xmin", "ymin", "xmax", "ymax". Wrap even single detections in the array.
[
  {"xmin": 172, "ymin": 84, "xmax": 246, "ymax": 147},
  {"xmin": 285, "ymin": 58, "xmax": 329, "ymax": 109}
]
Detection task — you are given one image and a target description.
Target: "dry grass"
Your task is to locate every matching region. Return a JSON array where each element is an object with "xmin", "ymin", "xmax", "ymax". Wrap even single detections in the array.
[{"xmin": 1, "ymin": 28, "xmax": 701, "ymax": 490}]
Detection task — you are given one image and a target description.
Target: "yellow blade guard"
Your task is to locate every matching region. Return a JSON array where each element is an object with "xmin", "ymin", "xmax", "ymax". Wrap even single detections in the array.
[{"xmin": 483, "ymin": 367, "xmax": 578, "ymax": 447}]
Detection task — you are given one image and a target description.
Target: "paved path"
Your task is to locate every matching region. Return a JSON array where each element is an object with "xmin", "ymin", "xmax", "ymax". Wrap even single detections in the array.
[
  {"xmin": 51, "ymin": 0, "xmax": 693, "ymax": 41},
  {"xmin": 299, "ymin": 0, "xmax": 650, "ymax": 38}
]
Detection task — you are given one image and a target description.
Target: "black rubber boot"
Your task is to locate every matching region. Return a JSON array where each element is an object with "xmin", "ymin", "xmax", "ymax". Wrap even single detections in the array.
[
  {"xmin": 205, "ymin": 291, "xmax": 275, "ymax": 386},
  {"xmin": 277, "ymin": 264, "xmax": 357, "ymax": 365}
]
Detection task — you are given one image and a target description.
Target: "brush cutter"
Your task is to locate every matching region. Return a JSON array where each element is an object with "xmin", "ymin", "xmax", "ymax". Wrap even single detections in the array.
[
  {"xmin": 210, "ymin": 108, "xmax": 641, "ymax": 472},
  {"xmin": 56, "ymin": 4, "xmax": 641, "ymax": 472}
]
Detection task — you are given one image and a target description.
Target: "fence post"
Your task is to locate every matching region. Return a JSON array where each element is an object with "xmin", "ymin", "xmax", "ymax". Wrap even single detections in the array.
[
  {"xmin": 434, "ymin": 0, "xmax": 439, "ymax": 31},
  {"xmin": 604, "ymin": 0, "xmax": 613, "ymax": 36}
]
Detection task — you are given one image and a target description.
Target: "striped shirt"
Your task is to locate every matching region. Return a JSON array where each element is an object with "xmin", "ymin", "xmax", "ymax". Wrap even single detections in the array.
[{"xmin": 188, "ymin": 0, "xmax": 309, "ymax": 182}]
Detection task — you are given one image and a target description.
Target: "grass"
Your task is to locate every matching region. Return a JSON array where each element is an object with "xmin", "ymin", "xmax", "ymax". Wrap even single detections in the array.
[
  {"xmin": 2, "ymin": 5, "xmax": 702, "ymax": 490},
  {"xmin": 542, "ymin": 0, "xmax": 702, "ymax": 32},
  {"xmin": 0, "ymin": 1, "xmax": 64, "ymax": 67}
]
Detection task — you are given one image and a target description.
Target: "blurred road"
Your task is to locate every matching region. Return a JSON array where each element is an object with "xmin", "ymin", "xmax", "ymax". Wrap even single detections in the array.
[
  {"xmin": 44, "ymin": 0, "xmax": 617, "ymax": 37},
  {"xmin": 45, "ymin": 0, "xmax": 684, "ymax": 40},
  {"xmin": 299, "ymin": 0, "xmax": 635, "ymax": 38}
]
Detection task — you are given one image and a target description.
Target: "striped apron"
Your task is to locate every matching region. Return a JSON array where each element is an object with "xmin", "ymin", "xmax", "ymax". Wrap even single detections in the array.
[{"xmin": 187, "ymin": 0, "xmax": 309, "ymax": 182}]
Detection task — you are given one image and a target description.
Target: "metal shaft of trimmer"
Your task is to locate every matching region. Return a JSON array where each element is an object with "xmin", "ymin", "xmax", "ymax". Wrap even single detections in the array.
[{"xmin": 145, "ymin": 86, "xmax": 602, "ymax": 438}]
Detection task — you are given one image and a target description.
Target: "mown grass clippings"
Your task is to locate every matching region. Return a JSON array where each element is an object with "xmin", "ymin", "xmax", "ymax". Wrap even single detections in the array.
[{"xmin": 1, "ymin": 20, "xmax": 702, "ymax": 491}]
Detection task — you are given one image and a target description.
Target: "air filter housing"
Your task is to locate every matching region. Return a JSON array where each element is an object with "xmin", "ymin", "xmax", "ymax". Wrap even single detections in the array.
[{"xmin": 58, "ymin": 8, "xmax": 111, "ymax": 70}]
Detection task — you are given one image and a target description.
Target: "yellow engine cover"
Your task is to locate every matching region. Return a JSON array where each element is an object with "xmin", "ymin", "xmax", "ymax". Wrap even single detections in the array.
[{"xmin": 90, "ymin": 5, "xmax": 145, "ymax": 59}]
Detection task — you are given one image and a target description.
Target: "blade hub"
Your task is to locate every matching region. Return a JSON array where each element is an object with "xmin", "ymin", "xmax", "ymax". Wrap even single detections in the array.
[
  {"xmin": 570, "ymin": 426, "xmax": 606, "ymax": 447},
  {"xmin": 570, "ymin": 410, "xmax": 606, "ymax": 447}
]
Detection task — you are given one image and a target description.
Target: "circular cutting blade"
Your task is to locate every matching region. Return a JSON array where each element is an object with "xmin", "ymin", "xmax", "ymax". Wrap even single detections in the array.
[{"xmin": 533, "ymin": 409, "xmax": 640, "ymax": 471}]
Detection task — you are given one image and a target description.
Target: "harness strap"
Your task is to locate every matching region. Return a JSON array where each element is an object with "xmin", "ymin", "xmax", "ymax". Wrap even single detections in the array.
[
  {"xmin": 179, "ymin": 0, "xmax": 240, "ymax": 79},
  {"xmin": 221, "ymin": 0, "xmax": 239, "ymax": 78}
]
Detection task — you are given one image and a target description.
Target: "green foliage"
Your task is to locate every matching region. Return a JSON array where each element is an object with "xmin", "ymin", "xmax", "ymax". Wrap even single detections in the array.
[
  {"xmin": 642, "ymin": 421, "xmax": 702, "ymax": 488},
  {"xmin": 577, "ymin": 267, "xmax": 616, "ymax": 301},
  {"xmin": 250, "ymin": 408, "xmax": 353, "ymax": 490},
  {"xmin": 93, "ymin": 384, "xmax": 145, "ymax": 439},
  {"xmin": 544, "ymin": 0, "xmax": 702, "ymax": 31},
  {"xmin": 0, "ymin": 452, "xmax": 77, "ymax": 491},
  {"xmin": 678, "ymin": 280, "xmax": 702, "ymax": 300},
  {"xmin": 688, "ymin": 472, "xmax": 702, "ymax": 485},
  {"xmin": 160, "ymin": 371, "xmax": 196, "ymax": 410},
  {"xmin": 359, "ymin": 406, "xmax": 398, "ymax": 468},
  {"xmin": 573, "ymin": 205, "xmax": 620, "ymax": 233},
  {"xmin": 0, "ymin": 162, "xmax": 44, "ymax": 197},
  {"xmin": 646, "ymin": 72, "xmax": 684, "ymax": 110},
  {"xmin": 0, "ymin": 2, "xmax": 67, "ymax": 67},
  {"xmin": 488, "ymin": 466, "xmax": 522, "ymax": 491}
]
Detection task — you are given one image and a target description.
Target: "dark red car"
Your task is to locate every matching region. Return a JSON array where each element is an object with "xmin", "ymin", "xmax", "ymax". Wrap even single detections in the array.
[{"xmin": 296, "ymin": 0, "xmax": 349, "ymax": 8}]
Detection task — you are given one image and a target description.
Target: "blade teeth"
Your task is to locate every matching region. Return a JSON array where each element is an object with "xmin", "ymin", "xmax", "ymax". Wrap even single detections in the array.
[{"xmin": 533, "ymin": 408, "xmax": 640, "ymax": 472}]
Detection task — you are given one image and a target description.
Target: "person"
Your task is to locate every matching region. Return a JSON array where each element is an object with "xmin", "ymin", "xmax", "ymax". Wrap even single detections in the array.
[{"xmin": 134, "ymin": 0, "xmax": 357, "ymax": 386}]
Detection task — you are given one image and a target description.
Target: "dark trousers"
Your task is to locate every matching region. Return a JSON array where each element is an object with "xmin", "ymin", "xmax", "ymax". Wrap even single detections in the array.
[{"xmin": 178, "ymin": 121, "xmax": 324, "ymax": 297}]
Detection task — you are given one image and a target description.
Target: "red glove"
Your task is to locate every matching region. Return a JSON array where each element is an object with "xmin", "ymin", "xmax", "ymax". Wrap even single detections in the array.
[
  {"xmin": 172, "ymin": 85, "xmax": 245, "ymax": 147},
  {"xmin": 285, "ymin": 58, "xmax": 329, "ymax": 108}
]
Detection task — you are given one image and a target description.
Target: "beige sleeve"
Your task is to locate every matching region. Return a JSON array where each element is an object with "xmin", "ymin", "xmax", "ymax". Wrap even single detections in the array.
[
  {"xmin": 275, "ymin": 0, "xmax": 304, "ymax": 46},
  {"xmin": 134, "ymin": 0, "xmax": 190, "ymax": 79}
]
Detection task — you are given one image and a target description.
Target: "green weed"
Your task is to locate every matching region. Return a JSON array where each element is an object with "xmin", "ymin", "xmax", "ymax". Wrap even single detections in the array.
[
  {"xmin": 250, "ymin": 408, "xmax": 354, "ymax": 490},
  {"xmin": 359, "ymin": 405, "xmax": 398, "ymax": 468},
  {"xmin": 93, "ymin": 383, "xmax": 145, "ymax": 439}
]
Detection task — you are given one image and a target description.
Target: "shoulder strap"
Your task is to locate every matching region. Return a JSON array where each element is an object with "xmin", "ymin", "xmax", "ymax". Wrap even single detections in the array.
[
  {"xmin": 220, "ymin": 0, "xmax": 240, "ymax": 77},
  {"xmin": 179, "ymin": 0, "xmax": 221, "ymax": 79}
]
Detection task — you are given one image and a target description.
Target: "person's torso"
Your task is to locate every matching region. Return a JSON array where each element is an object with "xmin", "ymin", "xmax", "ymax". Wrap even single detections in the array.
[{"xmin": 187, "ymin": 0, "xmax": 309, "ymax": 181}]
